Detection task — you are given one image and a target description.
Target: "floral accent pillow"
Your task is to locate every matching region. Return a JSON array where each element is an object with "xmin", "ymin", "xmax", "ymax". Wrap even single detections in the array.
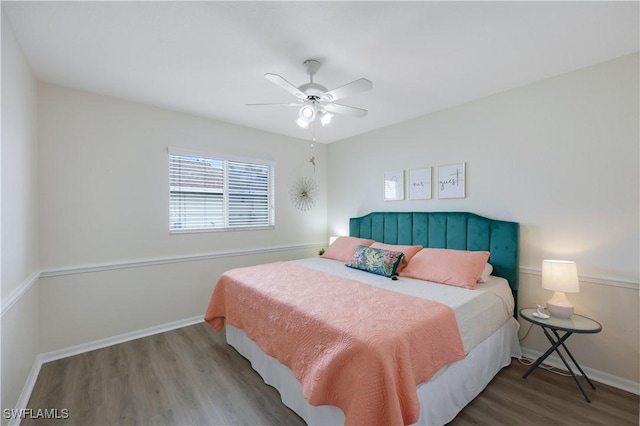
[
  {"xmin": 370, "ymin": 243, "xmax": 423, "ymax": 273},
  {"xmin": 346, "ymin": 245, "xmax": 406, "ymax": 277}
]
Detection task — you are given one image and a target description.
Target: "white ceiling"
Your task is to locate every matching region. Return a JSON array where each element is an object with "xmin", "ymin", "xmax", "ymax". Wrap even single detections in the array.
[{"xmin": 3, "ymin": 1, "xmax": 638, "ymax": 143}]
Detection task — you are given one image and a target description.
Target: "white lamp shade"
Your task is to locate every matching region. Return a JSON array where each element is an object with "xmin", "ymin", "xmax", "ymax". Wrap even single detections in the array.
[{"xmin": 541, "ymin": 260, "xmax": 580, "ymax": 293}]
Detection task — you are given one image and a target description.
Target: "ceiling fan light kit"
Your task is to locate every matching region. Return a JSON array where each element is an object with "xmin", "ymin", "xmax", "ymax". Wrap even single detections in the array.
[
  {"xmin": 295, "ymin": 118, "xmax": 310, "ymax": 129},
  {"xmin": 299, "ymin": 102, "xmax": 317, "ymax": 122},
  {"xmin": 248, "ymin": 59, "xmax": 372, "ymax": 129},
  {"xmin": 319, "ymin": 111, "xmax": 333, "ymax": 126}
]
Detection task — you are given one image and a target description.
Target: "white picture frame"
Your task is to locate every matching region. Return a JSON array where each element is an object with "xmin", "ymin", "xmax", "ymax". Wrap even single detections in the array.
[
  {"xmin": 437, "ymin": 162, "xmax": 466, "ymax": 199},
  {"xmin": 384, "ymin": 171, "xmax": 404, "ymax": 201},
  {"xmin": 408, "ymin": 167, "xmax": 432, "ymax": 200}
]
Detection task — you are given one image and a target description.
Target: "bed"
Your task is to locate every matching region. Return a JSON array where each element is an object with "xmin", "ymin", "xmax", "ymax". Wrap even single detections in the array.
[{"xmin": 205, "ymin": 211, "xmax": 521, "ymax": 425}]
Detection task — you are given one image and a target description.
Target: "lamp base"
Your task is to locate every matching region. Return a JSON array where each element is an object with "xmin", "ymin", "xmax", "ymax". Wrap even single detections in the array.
[
  {"xmin": 546, "ymin": 303, "xmax": 574, "ymax": 318},
  {"xmin": 546, "ymin": 291, "xmax": 574, "ymax": 318}
]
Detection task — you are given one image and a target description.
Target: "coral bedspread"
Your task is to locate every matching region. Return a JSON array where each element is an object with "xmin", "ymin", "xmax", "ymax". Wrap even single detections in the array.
[{"xmin": 205, "ymin": 261, "xmax": 465, "ymax": 426}]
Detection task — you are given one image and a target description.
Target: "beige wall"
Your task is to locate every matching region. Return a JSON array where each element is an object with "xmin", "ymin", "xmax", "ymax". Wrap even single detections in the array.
[
  {"xmin": 35, "ymin": 83, "xmax": 327, "ymax": 352},
  {"xmin": 327, "ymin": 54, "xmax": 639, "ymax": 384},
  {"xmin": 1, "ymin": 10, "xmax": 40, "ymax": 420},
  {"xmin": 37, "ymin": 84, "xmax": 327, "ymax": 269}
]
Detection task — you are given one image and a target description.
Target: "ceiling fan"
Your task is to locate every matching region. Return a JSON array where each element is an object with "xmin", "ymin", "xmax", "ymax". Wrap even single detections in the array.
[{"xmin": 247, "ymin": 59, "xmax": 373, "ymax": 128}]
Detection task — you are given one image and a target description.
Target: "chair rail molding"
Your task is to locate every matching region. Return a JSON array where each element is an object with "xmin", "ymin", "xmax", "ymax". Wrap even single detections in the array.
[
  {"xmin": 1, "ymin": 271, "xmax": 40, "ymax": 318},
  {"xmin": 519, "ymin": 266, "xmax": 638, "ymax": 290}
]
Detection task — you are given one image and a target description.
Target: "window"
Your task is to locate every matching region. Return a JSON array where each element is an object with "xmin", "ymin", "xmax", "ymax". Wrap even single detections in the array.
[{"xmin": 169, "ymin": 149, "xmax": 274, "ymax": 232}]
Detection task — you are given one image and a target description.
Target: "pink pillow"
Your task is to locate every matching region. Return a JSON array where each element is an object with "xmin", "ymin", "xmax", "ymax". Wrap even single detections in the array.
[
  {"xmin": 399, "ymin": 248, "xmax": 490, "ymax": 289},
  {"xmin": 321, "ymin": 236, "xmax": 375, "ymax": 263},
  {"xmin": 370, "ymin": 243, "xmax": 423, "ymax": 272}
]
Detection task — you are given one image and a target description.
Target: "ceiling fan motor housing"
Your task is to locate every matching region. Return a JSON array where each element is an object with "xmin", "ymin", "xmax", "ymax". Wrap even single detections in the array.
[{"xmin": 298, "ymin": 83, "xmax": 327, "ymax": 98}]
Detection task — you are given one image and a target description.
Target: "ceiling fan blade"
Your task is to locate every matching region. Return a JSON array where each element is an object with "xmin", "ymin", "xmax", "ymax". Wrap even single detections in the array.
[
  {"xmin": 246, "ymin": 102, "xmax": 301, "ymax": 107},
  {"xmin": 324, "ymin": 103, "xmax": 368, "ymax": 118},
  {"xmin": 323, "ymin": 78, "xmax": 372, "ymax": 101},
  {"xmin": 264, "ymin": 73, "xmax": 306, "ymax": 100}
]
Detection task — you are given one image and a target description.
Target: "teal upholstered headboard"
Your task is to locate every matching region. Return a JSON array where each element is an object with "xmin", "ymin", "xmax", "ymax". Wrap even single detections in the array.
[{"xmin": 349, "ymin": 212, "xmax": 520, "ymax": 314}]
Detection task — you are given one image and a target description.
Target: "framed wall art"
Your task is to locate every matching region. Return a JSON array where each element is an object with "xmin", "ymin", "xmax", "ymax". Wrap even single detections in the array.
[
  {"xmin": 437, "ymin": 162, "xmax": 466, "ymax": 199},
  {"xmin": 408, "ymin": 167, "xmax": 432, "ymax": 200},
  {"xmin": 384, "ymin": 171, "xmax": 404, "ymax": 201}
]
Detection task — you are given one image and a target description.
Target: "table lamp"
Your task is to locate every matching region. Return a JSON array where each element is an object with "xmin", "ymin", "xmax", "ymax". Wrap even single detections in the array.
[{"xmin": 541, "ymin": 259, "xmax": 580, "ymax": 318}]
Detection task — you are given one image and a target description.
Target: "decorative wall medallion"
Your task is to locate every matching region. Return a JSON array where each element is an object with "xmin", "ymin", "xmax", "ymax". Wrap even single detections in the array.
[{"xmin": 290, "ymin": 176, "xmax": 319, "ymax": 211}]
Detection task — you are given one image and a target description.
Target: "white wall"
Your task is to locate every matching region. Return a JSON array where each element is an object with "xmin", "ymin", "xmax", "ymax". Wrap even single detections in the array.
[
  {"xmin": 327, "ymin": 54, "xmax": 639, "ymax": 384},
  {"xmin": 36, "ymin": 83, "xmax": 327, "ymax": 352},
  {"xmin": 1, "ymin": 10, "xmax": 40, "ymax": 420}
]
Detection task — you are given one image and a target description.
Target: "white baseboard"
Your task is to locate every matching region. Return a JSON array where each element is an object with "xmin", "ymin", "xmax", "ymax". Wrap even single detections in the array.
[
  {"xmin": 521, "ymin": 347, "xmax": 639, "ymax": 396},
  {"xmin": 11, "ymin": 315, "xmax": 204, "ymax": 426},
  {"xmin": 9, "ymin": 356, "xmax": 43, "ymax": 426},
  {"xmin": 37, "ymin": 315, "xmax": 204, "ymax": 364}
]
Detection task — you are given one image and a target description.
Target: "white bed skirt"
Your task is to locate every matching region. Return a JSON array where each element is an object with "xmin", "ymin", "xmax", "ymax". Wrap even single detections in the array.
[{"xmin": 226, "ymin": 317, "xmax": 522, "ymax": 426}]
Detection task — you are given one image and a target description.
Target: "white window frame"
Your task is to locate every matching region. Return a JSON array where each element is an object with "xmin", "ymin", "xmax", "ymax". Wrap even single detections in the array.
[{"xmin": 168, "ymin": 148, "xmax": 275, "ymax": 233}]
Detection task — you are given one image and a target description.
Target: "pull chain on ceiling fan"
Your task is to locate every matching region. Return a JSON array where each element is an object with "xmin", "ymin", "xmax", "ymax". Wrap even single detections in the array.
[{"xmin": 247, "ymin": 59, "xmax": 373, "ymax": 128}]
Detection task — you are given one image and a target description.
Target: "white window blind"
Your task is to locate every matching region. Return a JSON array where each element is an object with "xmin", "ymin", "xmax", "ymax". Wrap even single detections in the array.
[{"xmin": 169, "ymin": 151, "xmax": 274, "ymax": 232}]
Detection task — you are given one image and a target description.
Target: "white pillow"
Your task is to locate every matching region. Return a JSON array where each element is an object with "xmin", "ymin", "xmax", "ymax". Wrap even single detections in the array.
[{"xmin": 477, "ymin": 263, "xmax": 493, "ymax": 283}]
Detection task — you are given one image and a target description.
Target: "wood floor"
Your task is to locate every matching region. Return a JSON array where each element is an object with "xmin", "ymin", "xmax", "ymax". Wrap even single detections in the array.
[{"xmin": 25, "ymin": 322, "xmax": 638, "ymax": 426}]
